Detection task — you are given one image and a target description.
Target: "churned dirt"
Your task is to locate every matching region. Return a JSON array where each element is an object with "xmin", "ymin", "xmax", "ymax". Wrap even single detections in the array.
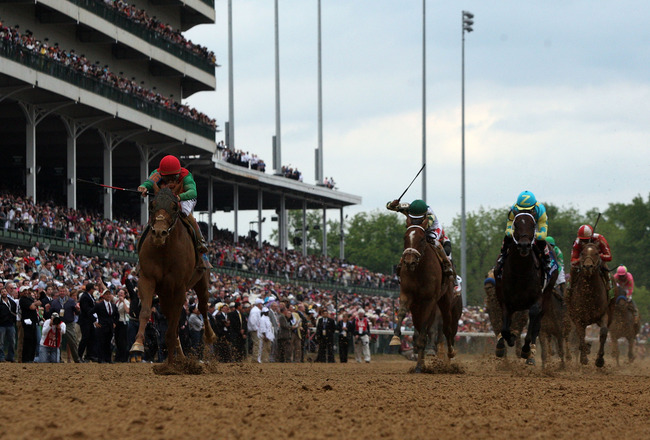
[{"xmin": 1, "ymin": 354, "xmax": 650, "ymax": 440}]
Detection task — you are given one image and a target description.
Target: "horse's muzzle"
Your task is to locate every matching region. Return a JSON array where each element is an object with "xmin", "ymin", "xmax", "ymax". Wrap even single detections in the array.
[
  {"xmin": 517, "ymin": 241, "xmax": 532, "ymax": 256},
  {"xmin": 151, "ymin": 228, "xmax": 170, "ymax": 246},
  {"xmin": 402, "ymin": 248, "xmax": 421, "ymax": 271}
]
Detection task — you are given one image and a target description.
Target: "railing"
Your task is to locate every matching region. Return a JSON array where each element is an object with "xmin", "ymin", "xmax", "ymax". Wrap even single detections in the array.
[
  {"xmin": 0, "ymin": 226, "xmax": 398, "ymax": 297},
  {"xmin": 70, "ymin": 0, "xmax": 215, "ymax": 74},
  {"xmin": 0, "ymin": 41, "xmax": 216, "ymax": 140}
]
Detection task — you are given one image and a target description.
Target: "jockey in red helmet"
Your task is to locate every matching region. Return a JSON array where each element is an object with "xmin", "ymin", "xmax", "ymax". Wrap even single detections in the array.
[
  {"xmin": 569, "ymin": 224, "xmax": 612, "ymax": 293},
  {"xmin": 386, "ymin": 198, "xmax": 457, "ymax": 287},
  {"xmin": 138, "ymin": 155, "xmax": 208, "ymax": 254}
]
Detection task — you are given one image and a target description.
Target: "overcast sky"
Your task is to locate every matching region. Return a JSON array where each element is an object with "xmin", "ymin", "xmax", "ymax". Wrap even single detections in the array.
[{"xmin": 185, "ymin": 0, "xmax": 650, "ymax": 235}]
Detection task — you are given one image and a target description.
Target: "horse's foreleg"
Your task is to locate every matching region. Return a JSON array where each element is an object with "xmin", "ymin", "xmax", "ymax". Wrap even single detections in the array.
[
  {"xmin": 496, "ymin": 306, "xmax": 513, "ymax": 358},
  {"xmin": 414, "ymin": 327, "xmax": 428, "ymax": 373},
  {"xmin": 575, "ymin": 323, "xmax": 589, "ymax": 365},
  {"xmin": 628, "ymin": 337, "xmax": 635, "ymax": 363},
  {"xmin": 522, "ymin": 302, "xmax": 543, "ymax": 365},
  {"xmin": 394, "ymin": 294, "xmax": 410, "ymax": 338},
  {"xmin": 595, "ymin": 317, "xmax": 608, "ymax": 368},
  {"xmin": 612, "ymin": 337, "xmax": 620, "ymax": 367},
  {"xmin": 129, "ymin": 277, "xmax": 154, "ymax": 362}
]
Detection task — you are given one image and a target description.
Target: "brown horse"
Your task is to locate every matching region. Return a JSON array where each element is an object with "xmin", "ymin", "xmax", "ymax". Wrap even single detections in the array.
[
  {"xmin": 393, "ymin": 224, "xmax": 457, "ymax": 372},
  {"xmin": 495, "ymin": 213, "xmax": 558, "ymax": 365},
  {"xmin": 129, "ymin": 187, "xmax": 216, "ymax": 365},
  {"xmin": 484, "ymin": 270, "xmax": 527, "ymax": 357},
  {"xmin": 539, "ymin": 286, "xmax": 568, "ymax": 368},
  {"xmin": 565, "ymin": 243, "xmax": 610, "ymax": 367},
  {"xmin": 609, "ymin": 287, "xmax": 640, "ymax": 366}
]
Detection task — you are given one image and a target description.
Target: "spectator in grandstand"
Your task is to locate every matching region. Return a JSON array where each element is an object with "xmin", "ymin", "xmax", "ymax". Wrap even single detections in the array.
[
  {"xmin": 114, "ymin": 288, "xmax": 130, "ymax": 362},
  {"xmin": 188, "ymin": 304, "xmax": 204, "ymax": 359},
  {"xmin": 228, "ymin": 301, "xmax": 247, "ymax": 361},
  {"xmin": 77, "ymin": 282, "xmax": 97, "ymax": 362},
  {"xmin": 247, "ymin": 298, "xmax": 262, "ymax": 361}
]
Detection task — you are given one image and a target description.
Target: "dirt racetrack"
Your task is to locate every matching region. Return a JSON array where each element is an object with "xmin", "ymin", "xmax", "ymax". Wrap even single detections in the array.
[{"xmin": 2, "ymin": 354, "xmax": 650, "ymax": 440}]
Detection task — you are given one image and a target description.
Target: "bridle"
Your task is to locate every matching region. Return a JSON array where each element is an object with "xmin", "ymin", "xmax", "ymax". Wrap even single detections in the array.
[
  {"xmin": 512, "ymin": 212, "xmax": 536, "ymax": 248},
  {"xmin": 403, "ymin": 224, "xmax": 426, "ymax": 259}
]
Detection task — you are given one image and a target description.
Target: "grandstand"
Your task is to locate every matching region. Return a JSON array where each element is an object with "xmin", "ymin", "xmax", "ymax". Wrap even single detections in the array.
[{"xmin": 0, "ymin": 1, "xmax": 361, "ymax": 254}]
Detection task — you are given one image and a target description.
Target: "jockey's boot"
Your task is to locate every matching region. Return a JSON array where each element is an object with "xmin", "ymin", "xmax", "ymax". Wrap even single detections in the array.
[
  {"xmin": 494, "ymin": 235, "xmax": 513, "ymax": 279},
  {"xmin": 187, "ymin": 213, "xmax": 208, "ymax": 254},
  {"xmin": 536, "ymin": 239, "xmax": 554, "ymax": 279}
]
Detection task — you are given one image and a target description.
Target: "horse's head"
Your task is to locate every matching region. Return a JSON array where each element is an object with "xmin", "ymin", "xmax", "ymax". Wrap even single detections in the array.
[
  {"xmin": 148, "ymin": 187, "xmax": 179, "ymax": 247},
  {"xmin": 512, "ymin": 212, "xmax": 536, "ymax": 257},
  {"xmin": 579, "ymin": 242, "xmax": 601, "ymax": 275},
  {"xmin": 402, "ymin": 225, "xmax": 427, "ymax": 271}
]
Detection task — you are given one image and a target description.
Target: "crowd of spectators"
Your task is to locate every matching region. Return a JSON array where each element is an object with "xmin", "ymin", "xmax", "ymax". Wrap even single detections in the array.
[
  {"xmin": 216, "ymin": 141, "xmax": 266, "ymax": 172},
  {"xmin": 101, "ymin": 0, "xmax": 216, "ymax": 65},
  {"xmin": 280, "ymin": 165, "xmax": 302, "ymax": 181},
  {"xmin": 1, "ymin": 193, "xmax": 142, "ymax": 251},
  {"xmin": 0, "ymin": 21, "xmax": 217, "ymax": 130}
]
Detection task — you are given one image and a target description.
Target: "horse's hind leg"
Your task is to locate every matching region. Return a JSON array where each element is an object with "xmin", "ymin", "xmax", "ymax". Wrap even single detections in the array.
[
  {"xmin": 413, "ymin": 329, "xmax": 428, "ymax": 373},
  {"xmin": 437, "ymin": 294, "xmax": 456, "ymax": 359},
  {"xmin": 628, "ymin": 338, "xmax": 635, "ymax": 363},
  {"xmin": 595, "ymin": 318, "xmax": 608, "ymax": 368},
  {"xmin": 194, "ymin": 274, "xmax": 216, "ymax": 346},
  {"xmin": 612, "ymin": 338, "xmax": 620, "ymax": 367}
]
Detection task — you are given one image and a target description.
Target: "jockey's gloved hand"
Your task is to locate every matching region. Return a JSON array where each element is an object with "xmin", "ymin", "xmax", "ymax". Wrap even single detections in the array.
[{"xmin": 137, "ymin": 186, "xmax": 148, "ymax": 197}]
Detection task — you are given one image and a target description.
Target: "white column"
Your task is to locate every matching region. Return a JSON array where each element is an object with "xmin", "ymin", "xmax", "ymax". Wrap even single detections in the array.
[
  {"xmin": 66, "ymin": 128, "xmax": 77, "ymax": 209},
  {"xmin": 207, "ymin": 176, "xmax": 214, "ymax": 242},
  {"xmin": 25, "ymin": 110, "xmax": 36, "ymax": 203},
  {"xmin": 103, "ymin": 145, "xmax": 113, "ymax": 220},
  {"xmin": 233, "ymin": 184, "xmax": 239, "ymax": 244}
]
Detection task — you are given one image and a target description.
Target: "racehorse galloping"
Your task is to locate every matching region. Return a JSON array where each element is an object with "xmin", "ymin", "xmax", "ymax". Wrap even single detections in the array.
[
  {"xmin": 393, "ymin": 224, "xmax": 457, "ymax": 372},
  {"xmin": 609, "ymin": 287, "xmax": 640, "ymax": 366},
  {"xmin": 565, "ymin": 243, "xmax": 610, "ymax": 367},
  {"xmin": 130, "ymin": 187, "xmax": 216, "ymax": 365},
  {"xmin": 495, "ymin": 213, "xmax": 558, "ymax": 365}
]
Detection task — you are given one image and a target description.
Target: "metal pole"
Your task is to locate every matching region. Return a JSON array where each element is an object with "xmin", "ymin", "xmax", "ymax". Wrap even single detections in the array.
[
  {"xmin": 228, "ymin": 0, "xmax": 235, "ymax": 150},
  {"xmin": 461, "ymin": 18, "xmax": 467, "ymax": 307},
  {"xmin": 274, "ymin": 0, "xmax": 282, "ymax": 165},
  {"xmin": 421, "ymin": 0, "xmax": 427, "ymax": 201},
  {"xmin": 316, "ymin": 0, "xmax": 324, "ymax": 184}
]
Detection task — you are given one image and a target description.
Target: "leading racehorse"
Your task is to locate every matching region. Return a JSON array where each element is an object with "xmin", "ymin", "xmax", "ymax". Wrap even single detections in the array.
[
  {"xmin": 565, "ymin": 243, "xmax": 610, "ymax": 367},
  {"xmin": 129, "ymin": 187, "xmax": 216, "ymax": 365},
  {"xmin": 495, "ymin": 212, "xmax": 558, "ymax": 365},
  {"xmin": 393, "ymin": 221, "xmax": 457, "ymax": 372}
]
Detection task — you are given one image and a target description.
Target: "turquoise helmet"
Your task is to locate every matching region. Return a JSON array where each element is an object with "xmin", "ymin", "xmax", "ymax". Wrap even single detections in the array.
[
  {"xmin": 516, "ymin": 190, "xmax": 537, "ymax": 210},
  {"xmin": 408, "ymin": 199, "xmax": 428, "ymax": 216},
  {"xmin": 546, "ymin": 236, "xmax": 555, "ymax": 246}
]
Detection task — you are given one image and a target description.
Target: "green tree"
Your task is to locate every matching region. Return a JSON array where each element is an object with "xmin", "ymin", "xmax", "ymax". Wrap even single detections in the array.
[{"xmin": 343, "ymin": 210, "xmax": 404, "ymax": 274}]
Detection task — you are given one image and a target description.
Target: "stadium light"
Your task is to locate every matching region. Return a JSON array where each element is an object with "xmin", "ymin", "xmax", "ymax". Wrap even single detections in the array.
[{"xmin": 460, "ymin": 10, "xmax": 474, "ymax": 308}]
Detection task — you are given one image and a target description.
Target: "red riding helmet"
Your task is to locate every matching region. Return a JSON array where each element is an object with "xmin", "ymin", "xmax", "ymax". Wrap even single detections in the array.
[
  {"xmin": 577, "ymin": 224, "xmax": 593, "ymax": 240},
  {"xmin": 159, "ymin": 155, "xmax": 182, "ymax": 176}
]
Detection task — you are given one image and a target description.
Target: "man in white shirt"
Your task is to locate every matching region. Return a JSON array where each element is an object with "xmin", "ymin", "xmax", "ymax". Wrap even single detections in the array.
[
  {"xmin": 257, "ymin": 307, "xmax": 274, "ymax": 363},
  {"xmin": 247, "ymin": 298, "xmax": 263, "ymax": 362}
]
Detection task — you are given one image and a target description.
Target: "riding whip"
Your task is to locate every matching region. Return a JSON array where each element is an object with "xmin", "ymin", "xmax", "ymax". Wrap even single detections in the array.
[
  {"xmin": 77, "ymin": 178, "xmax": 153, "ymax": 196},
  {"xmin": 397, "ymin": 163, "xmax": 426, "ymax": 202},
  {"xmin": 592, "ymin": 212, "xmax": 602, "ymax": 235}
]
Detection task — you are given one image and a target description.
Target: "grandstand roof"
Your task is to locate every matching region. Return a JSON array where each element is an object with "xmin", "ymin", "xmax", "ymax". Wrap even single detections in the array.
[{"xmin": 190, "ymin": 157, "xmax": 362, "ymax": 211}]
